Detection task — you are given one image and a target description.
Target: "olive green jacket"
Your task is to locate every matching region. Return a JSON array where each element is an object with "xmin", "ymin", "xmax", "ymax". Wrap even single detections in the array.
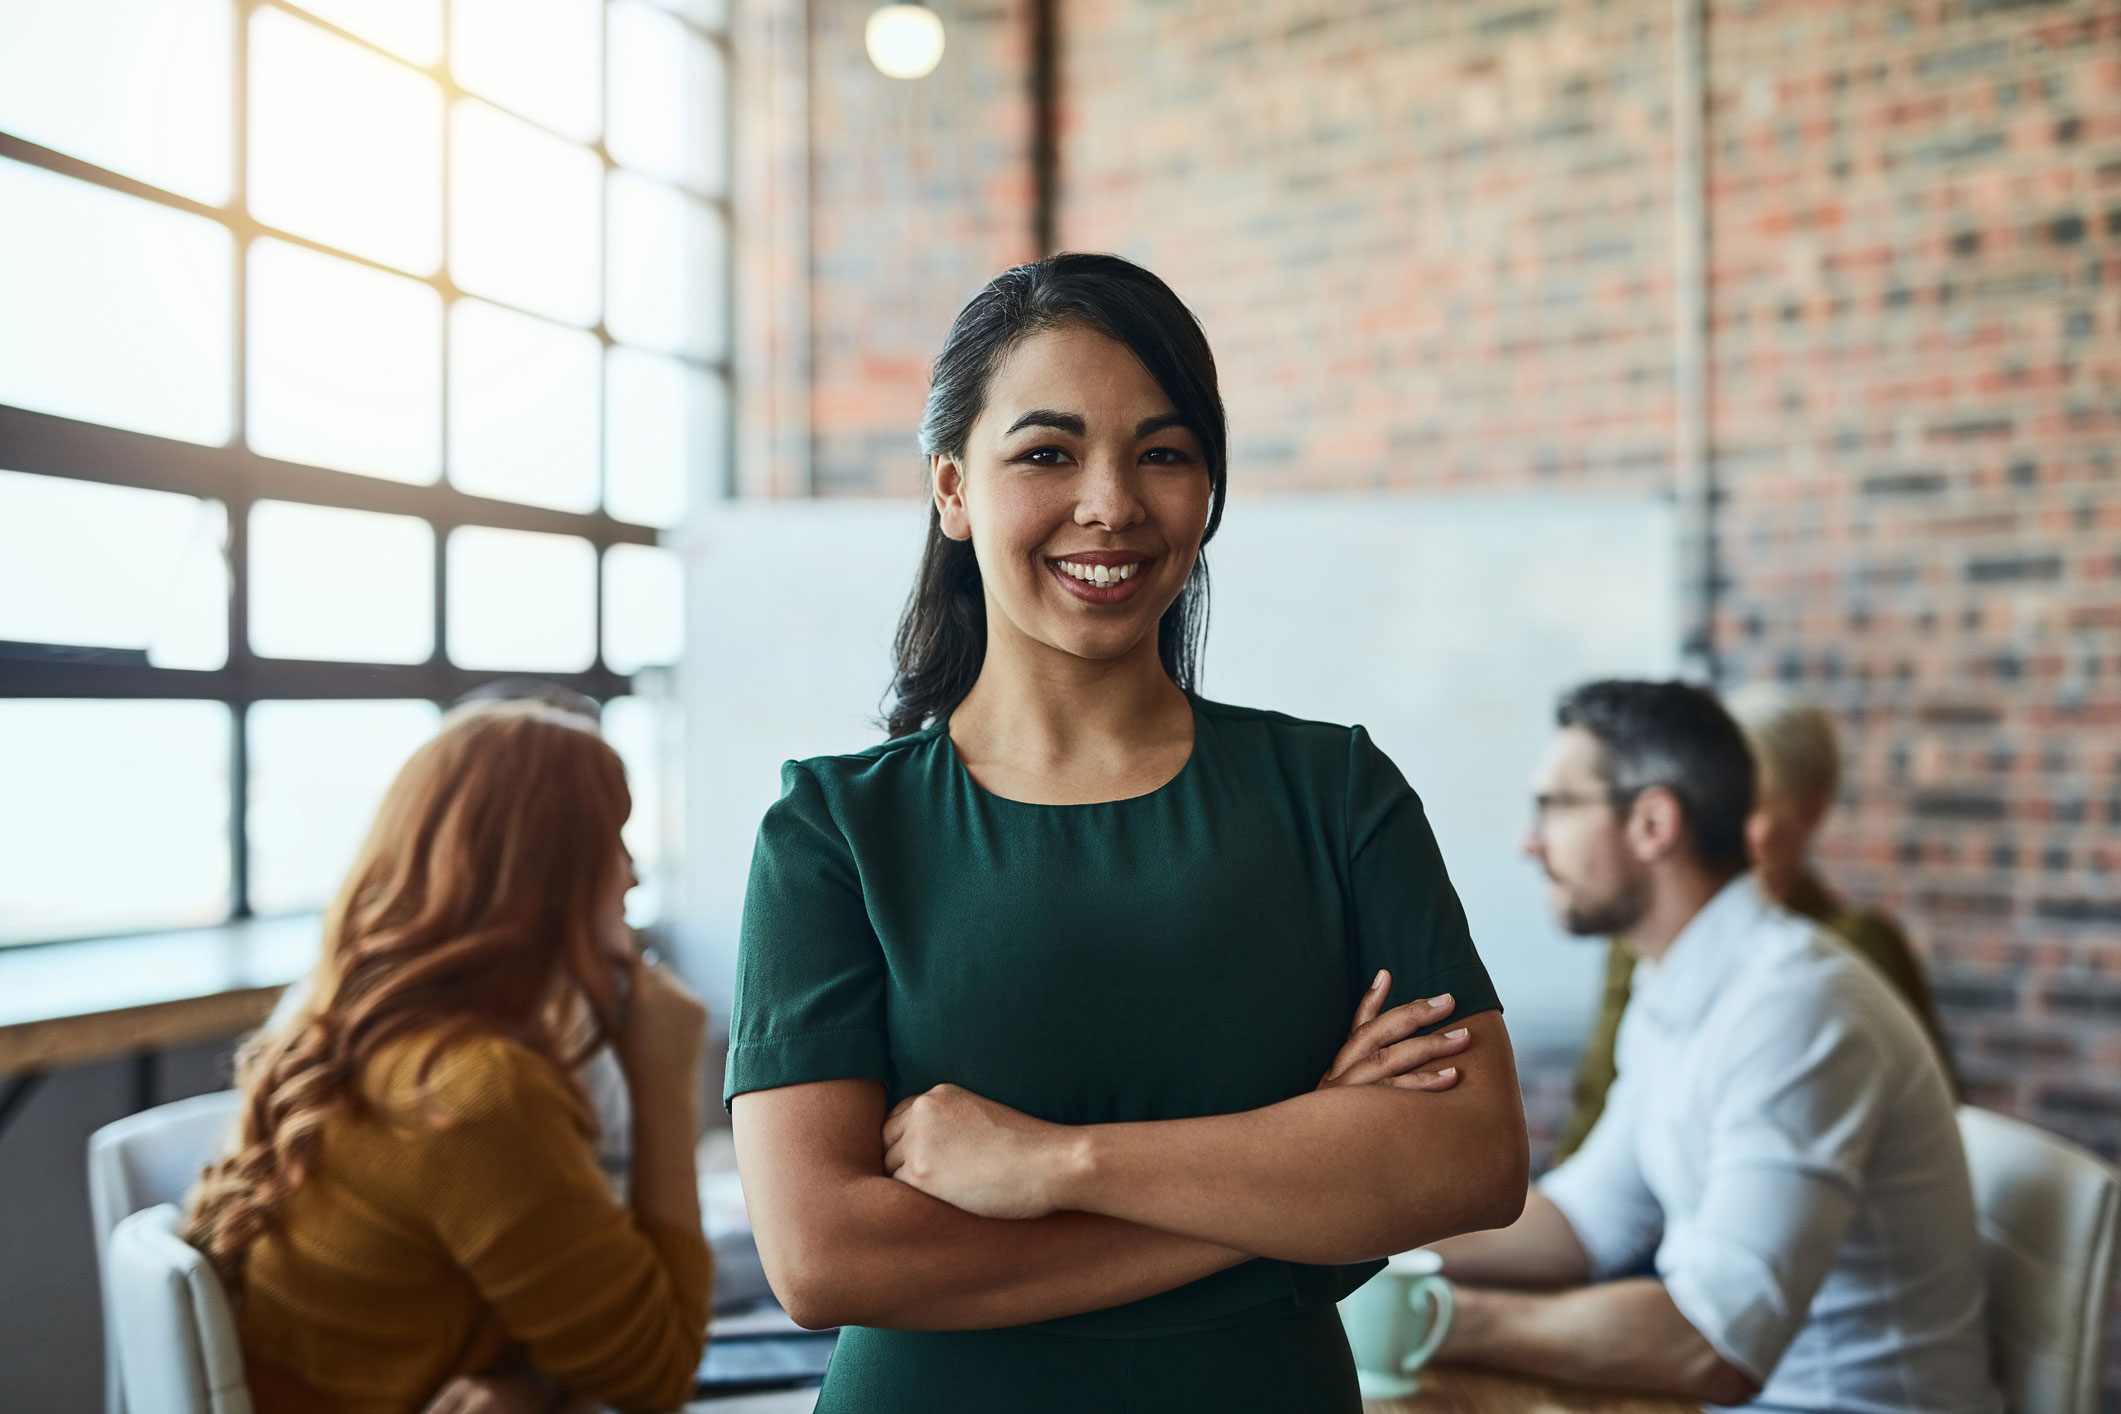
[{"xmin": 1551, "ymin": 870, "xmax": 1959, "ymax": 1166}]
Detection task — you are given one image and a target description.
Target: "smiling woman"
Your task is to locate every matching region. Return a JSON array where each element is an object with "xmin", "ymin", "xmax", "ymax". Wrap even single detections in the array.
[{"xmin": 725, "ymin": 254, "xmax": 1530, "ymax": 1413}]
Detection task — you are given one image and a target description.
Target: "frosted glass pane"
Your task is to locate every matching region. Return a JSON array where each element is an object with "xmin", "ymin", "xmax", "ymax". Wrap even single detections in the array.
[
  {"xmin": 601, "ymin": 694, "xmax": 678, "ymax": 926},
  {"xmin": 605, "ymin": 350, "xmax": 721, "ymax": 528},
  {"xmin": 250, "ymin": 6, "xmax": 442, "ymax": 274},
  {"xmin": 248, "ymin": 699, "xmax": 439, "ymax": 914},
  {"xmin": 0, "ymin": 159, "xmax": 232, "ymax": 445},
  {"xmin": 248, "ymin": 239, "xmax": 442, "ymax": 482},
  {"xmin": 0, "ymin": 0, "xmax": 232, "ymax": 204},
  {"xmin": 452, "ymin": 0, "xmax": 601, "ymax": 141},
  {"xmin": 608, "ymin": 1, "xmax": 726, "ymax": 196},
  {"xmin": 447, "ymin": 527, "xmax": 596, "ymax": 672},
  {"xmin": 0, "ymin": 471, "xmax": 227, "ymax": 670},
  {"xmin": 602, "ymin": 544, "xmax": 684, "ymax": 675},
  {"xmin": 250, "ymin": 500, "xmax": 435, "ymax": 663},
  {"xmin": 448, "ymin": 300, "xmax": 599, "ymax": 511},
  {"xmin": 287, "ymin": 0, "xmax": 441, "ymax": 66},
  {"xmin": 606, "ymin": 173, "xmax": 725, "ymax": 360},
  {"xmin": 0, "ymin": 700, "xmax": 229, "ymax": 945},
  {"xmin": 450, "ymin": 100, "xmax": 600, "ymax": 326}
]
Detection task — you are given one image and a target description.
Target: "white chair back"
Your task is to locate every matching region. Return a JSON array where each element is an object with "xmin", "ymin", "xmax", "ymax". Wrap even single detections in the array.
[
  {"xmin": 90, "ymin": 1091, "xmax": 244, "ymax": 1414},
  {"xmin": 106, "ymin": 1204, "xmax": 252, "ymax": 1414},
  {"xmin": 1959, "ymin": 1105, "xmax": 2121, "ymax": 1414}
]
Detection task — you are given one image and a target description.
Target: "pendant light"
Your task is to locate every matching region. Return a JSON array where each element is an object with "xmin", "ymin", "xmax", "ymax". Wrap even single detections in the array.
[{"xmin": 865, "ymin": 3, "xmax": 945, "ymax": 80}]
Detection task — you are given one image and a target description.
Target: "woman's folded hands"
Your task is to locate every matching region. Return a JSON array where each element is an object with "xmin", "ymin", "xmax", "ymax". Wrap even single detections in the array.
[{"xmin": 881, "ymin": 970, "xmax": 1473, "ymax": 1220}]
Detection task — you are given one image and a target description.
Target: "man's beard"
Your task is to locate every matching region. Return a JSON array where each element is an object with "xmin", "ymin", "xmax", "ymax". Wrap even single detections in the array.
[{"xmin": 1559, "ymin": 871, "xmax": 1650, "ymax": 938}]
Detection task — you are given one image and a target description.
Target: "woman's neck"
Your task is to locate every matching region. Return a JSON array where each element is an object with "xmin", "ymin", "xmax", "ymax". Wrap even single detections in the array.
[{"xmin": 947, "ymin": 617, "xmax": 1194, "ymax": 805}]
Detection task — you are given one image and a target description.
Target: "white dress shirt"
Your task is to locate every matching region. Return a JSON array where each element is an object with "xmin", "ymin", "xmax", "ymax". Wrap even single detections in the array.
[{"xmin": 1540, "ymin": 875, "xmax": 2000, "ymax": 1414}]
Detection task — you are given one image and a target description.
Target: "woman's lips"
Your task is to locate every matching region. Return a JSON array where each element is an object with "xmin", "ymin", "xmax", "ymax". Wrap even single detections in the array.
[{"xmin": 1047, "ymin": 555, "xmax": 1151, "ymax": 605}]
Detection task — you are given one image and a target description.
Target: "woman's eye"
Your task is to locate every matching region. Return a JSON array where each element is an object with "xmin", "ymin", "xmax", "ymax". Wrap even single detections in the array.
[
  {"xmin": 1020, "ymin": 446, "xmax": 1071, "ymax": 466},
  {"xmin": 1142, "ymin": 447, "xmax": 1192, "ymax": 466}
]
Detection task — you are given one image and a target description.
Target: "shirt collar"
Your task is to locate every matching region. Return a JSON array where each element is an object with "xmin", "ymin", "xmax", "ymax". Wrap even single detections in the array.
[{"xmin": 1633, "ymin": 872, "xmax": 1772, "ymax": 1034}]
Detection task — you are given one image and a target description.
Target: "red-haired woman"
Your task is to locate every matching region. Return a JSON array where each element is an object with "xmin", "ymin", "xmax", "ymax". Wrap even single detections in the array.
[{"xmin": 186, "ymin": 700, "xmax": 711, "ymax": 1414}]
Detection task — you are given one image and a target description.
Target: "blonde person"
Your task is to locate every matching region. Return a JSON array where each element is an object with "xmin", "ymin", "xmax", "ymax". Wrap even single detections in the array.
[
  {"xmin": 186, "ymin": 701, "xmax": 711, "ymax": 1414},
  {"xmin": 1553, "ymin": 685, "xmax": 1955, "ymax": 1162}
]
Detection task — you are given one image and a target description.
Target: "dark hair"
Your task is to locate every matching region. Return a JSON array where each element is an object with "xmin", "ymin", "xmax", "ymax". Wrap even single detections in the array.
[
  {"xmin": 1556, "ymin": 679, "xmax": 1756, "ymax": 874},
  {"xmin": 885, "ymin": 253, "xmax": 1228, "ymax": 737}
]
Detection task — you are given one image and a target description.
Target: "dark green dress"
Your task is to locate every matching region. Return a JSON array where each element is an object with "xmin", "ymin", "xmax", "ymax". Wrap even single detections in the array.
[{"xmin": 724, "ymin": 697, "xmax": 1502, "ymax": 1413}]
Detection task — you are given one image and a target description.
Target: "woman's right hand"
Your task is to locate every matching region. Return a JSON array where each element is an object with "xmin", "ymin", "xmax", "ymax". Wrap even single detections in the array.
[
  {"xmin": 614, "ymin": 952, "xmax": 708, "ymax": 1089},
  {"xmin": 1316, "ymin": 970, "xmax": 1471, "ymax": 1092}
]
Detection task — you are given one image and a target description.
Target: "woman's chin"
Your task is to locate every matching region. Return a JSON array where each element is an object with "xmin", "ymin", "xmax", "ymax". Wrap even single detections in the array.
[{"xmin": 1030, "ymin": 622, "xmax": 1163, "ymax": 666}]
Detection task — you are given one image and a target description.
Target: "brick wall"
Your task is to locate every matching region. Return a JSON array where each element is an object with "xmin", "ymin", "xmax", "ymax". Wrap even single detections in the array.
[
  {"xmin": 1060, "ymin": 0, "xmax": 1680, "ymax": 498},
  {"xmin": 1704, "ymin": 0, "xmax": 2121, "ymax": 1157},
  {"xmin": 805, "ymin": 0, "xmax": 1038, "ymax": 495}
]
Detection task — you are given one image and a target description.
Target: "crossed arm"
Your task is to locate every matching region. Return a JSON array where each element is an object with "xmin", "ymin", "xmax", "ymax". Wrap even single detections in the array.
[{"xmin": 734, "ymin": 980, "xmax": 1528, "ymax": 1331}]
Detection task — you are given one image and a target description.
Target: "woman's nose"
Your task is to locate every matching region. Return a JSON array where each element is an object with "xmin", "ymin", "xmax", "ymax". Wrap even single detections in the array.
[{"xmin": 1074, "ymin": 455, "xmax": 1146, "ymax": 530}]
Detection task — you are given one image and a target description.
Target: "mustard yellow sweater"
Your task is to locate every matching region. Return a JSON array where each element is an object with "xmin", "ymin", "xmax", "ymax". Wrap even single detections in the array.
[{"xmin": 235, "ymin": 1034, "xmax": 710, "ymax": 1413}]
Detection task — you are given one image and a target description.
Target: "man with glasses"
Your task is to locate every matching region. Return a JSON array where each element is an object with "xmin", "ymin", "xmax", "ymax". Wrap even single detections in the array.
[
  {"xmin": 1427, "ymin": 680, "xmax": 1996, "ymax": 1412},
  {"xmin": 1551, "ymin": 684, "xmax": 1958, "ymax": 1166}
]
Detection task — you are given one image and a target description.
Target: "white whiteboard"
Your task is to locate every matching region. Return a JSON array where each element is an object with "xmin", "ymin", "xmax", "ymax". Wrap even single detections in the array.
[{"xmin": 676, "ymin": 493, "xmax": 1676, "ymax": 1049}]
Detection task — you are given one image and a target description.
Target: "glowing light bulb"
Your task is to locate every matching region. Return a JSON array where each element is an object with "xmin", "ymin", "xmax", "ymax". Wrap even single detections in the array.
[{"xmin": 865, "ymin": 4, "xmax": 945, "ymax": 80}]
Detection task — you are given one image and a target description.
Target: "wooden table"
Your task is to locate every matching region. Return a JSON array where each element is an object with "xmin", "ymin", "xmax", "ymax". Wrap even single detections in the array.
[
  {"xmin": 685, "ymin": 1365, "xmax": 1698, "ymax": 1411},
  {"xmin": 0, "ymin": 916, "xmax": 317, "ymax": 1136},
  {"xmin": 1369, "ymin": 1364, "xmax": 1698, "ymax": 1412}
]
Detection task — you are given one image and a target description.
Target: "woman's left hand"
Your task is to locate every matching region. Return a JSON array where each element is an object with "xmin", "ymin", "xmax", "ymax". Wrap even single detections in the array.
[{"xmin": 883, "ymin": 1084, "xmax": 1074, "ymax": 1219}]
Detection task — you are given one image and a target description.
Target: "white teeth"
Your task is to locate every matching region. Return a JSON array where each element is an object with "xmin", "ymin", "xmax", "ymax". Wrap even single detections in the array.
[{"xmin": 1057, "ymin": 560, "xmax": 1140, "ymax": 585}]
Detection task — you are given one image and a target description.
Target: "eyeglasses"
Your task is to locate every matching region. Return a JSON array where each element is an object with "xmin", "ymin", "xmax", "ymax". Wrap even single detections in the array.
[
  {"xmin": 1531, "ymin": 791, "xmax": 1610, "ymax": 819},
  {"xmin": 1529, "ymin": 786, "xmax": 1646, "ymax": 821}
]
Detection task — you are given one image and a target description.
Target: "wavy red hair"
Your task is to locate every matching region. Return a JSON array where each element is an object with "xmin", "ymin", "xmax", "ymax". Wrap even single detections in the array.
[{"xmin": 187, "ymin": 699, "xmax": 633, "ymax": 1289}]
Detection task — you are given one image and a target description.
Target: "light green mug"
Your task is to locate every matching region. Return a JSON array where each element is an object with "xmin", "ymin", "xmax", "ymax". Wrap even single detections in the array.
[{"xmin": 1336, "ymin": 1248, "xmax": 1455, "ymax": 1399}]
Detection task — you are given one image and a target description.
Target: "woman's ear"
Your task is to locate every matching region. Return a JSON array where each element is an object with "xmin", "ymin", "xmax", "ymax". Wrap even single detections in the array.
[{"xmin": 933, "ymin": 454, "xmax": 972, "ymax": 542}]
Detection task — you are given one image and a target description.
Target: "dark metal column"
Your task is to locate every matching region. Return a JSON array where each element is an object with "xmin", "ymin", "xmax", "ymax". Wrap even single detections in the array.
[{"xmin": 1030, "ymin": 0, "xmax": 1059, "ymax": 258}]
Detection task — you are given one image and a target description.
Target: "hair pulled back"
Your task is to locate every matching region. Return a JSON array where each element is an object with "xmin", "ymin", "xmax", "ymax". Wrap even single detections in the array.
[
  {"xmin": 886, "ymin": 253, "xmax": 1228, "ymax": 737},
  {"xmin": 185, "ymin": 699, "xmax": 632, "ymax": 1290}
]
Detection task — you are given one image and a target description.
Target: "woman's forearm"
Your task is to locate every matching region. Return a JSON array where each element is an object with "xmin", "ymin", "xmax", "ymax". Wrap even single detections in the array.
[
  {"xmin": 1049, "ymin": 1013, "xmax": 1527, "ymax": 1265},
  {"xmin": 734, "ymin": 1081, "xmax": 1245, "ymax": 1331},
  {"xmin": 628, "ymin": 1075, "xmax": 703, "ymax": 1235},
  {"xmin": 779, "ymin": 1169, "xmax": 1245, "ymax": 1330}
]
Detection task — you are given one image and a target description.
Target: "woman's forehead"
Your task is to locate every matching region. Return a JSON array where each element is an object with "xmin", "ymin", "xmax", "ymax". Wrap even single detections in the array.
[{"xmin": 982, "ymin": 325, "xmax": 1172, "ymax": 421}]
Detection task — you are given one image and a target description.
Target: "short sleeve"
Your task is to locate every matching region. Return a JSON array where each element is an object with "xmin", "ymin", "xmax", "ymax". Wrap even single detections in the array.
[
  {"xmin": 723, "ymin": 761, "xmax": 892, "ymax": 1107},
  {"xmin": 1344, "ymin": 727, "xmax": 1502, "ymax": 1023}
]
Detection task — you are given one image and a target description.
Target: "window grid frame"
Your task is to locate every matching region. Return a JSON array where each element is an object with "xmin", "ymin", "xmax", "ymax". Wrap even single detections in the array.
[{"xmin": 0, "ymin": 0, "xmax": 727, "ymax": 941}]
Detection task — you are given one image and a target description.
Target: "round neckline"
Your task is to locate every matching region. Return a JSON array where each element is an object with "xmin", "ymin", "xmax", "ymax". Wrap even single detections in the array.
[{"xmin": 939, "ymin": 697, "xmax": 1203, "ymax": 809}]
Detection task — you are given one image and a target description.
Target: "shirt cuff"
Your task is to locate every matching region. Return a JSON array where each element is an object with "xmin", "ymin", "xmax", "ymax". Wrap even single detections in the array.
[{"xmin": 1658, "ymin": 1228, "xmax": 1795, "ymax": 1386}]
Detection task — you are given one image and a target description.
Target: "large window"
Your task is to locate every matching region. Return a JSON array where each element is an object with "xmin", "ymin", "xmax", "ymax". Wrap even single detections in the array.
[{"xmin": 0, "ymin": 0, "xmax": 726, "ymax": 946}]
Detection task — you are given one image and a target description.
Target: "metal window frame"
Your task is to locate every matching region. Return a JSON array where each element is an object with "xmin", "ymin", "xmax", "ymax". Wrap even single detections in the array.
[{"xmin": 0, "ymin": 0, "xmax": 734, "ymax": 941}]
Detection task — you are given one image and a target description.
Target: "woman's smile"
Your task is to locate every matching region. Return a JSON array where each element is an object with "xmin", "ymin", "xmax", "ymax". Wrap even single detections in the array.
[{"xmin": 1046, "ymin": 549, "xmax": 1153, "ymax": 604}]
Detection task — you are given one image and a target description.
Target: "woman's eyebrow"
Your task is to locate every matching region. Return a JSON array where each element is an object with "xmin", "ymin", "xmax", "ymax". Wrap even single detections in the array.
[
  {"xmin": 1135, "ymin": 412, "xmax": 1187, "ymax": 438},
  {"xmin": 1005, "ymin": 409, "xmax": 1086, "ymax": 436}
]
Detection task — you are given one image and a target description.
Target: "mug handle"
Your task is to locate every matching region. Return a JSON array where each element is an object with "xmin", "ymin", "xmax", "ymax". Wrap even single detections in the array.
[{"xmin": 1400, "ymin": 1275, "xmax": 1456, "ymax": 1375}]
